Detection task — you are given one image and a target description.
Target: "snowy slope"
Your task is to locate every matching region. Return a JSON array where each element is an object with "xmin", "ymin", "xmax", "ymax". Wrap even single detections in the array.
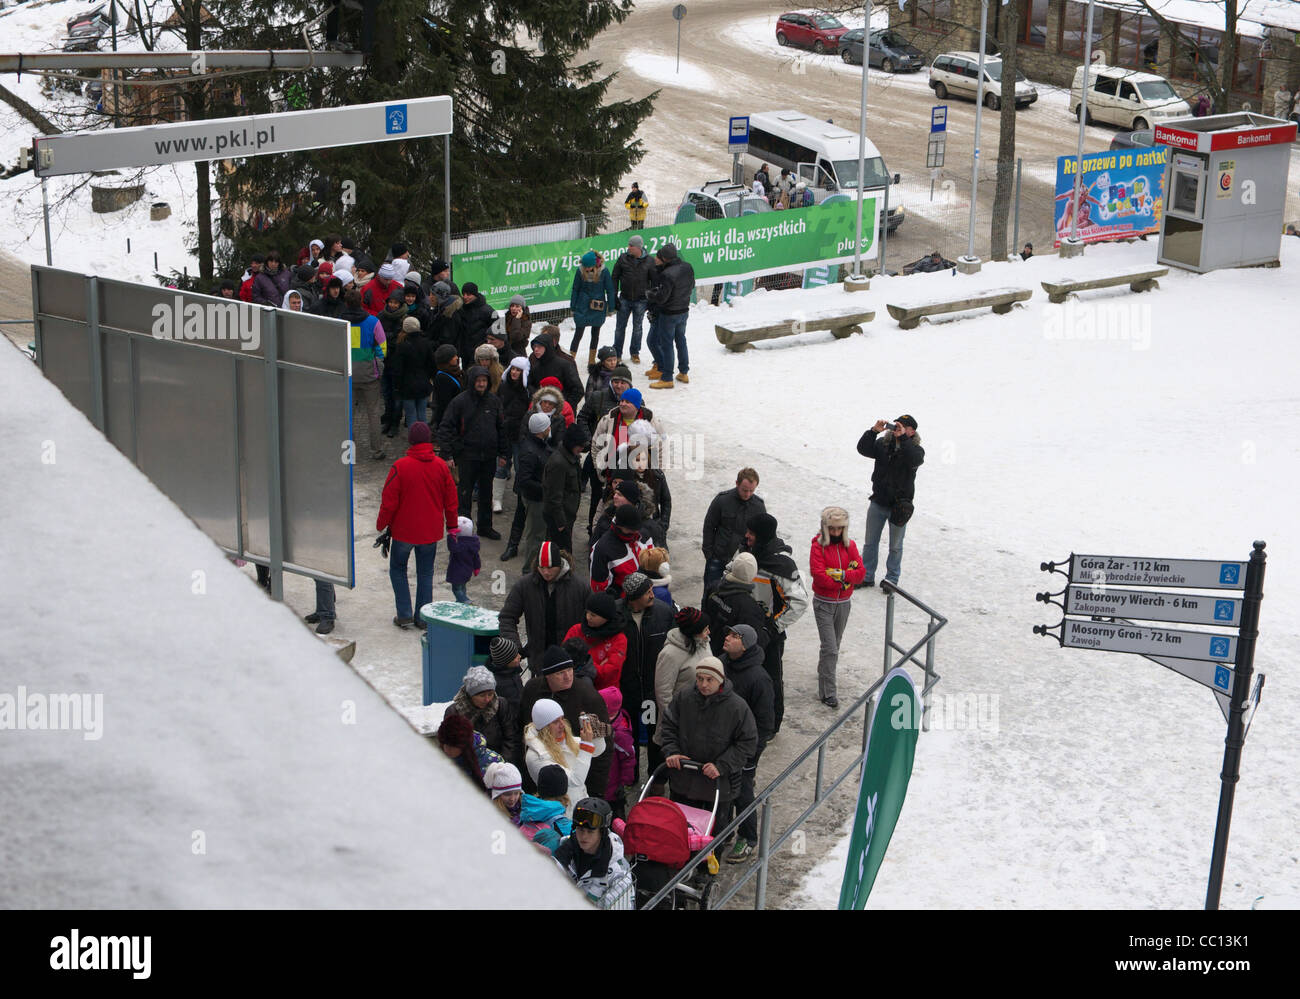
[{"xmin": 0, "ymin": 338, "xmax": 580, "ymax": 908}]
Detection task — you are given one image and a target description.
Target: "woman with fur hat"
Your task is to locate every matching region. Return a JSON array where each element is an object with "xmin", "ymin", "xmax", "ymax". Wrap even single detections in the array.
[
  {"xmin": 809, "ymin": 506, "xmax": 866, "ymax": 709},
  {"xmin": 569, "ymin": 250, "xmax": 616, "ymax": 365},
  {"xmin": 638, "ymin": 546, "xmax": 674, "ymax": 607},
  {"xmin": 447, "ymin": 665, "xmax": 520, "ymax": 768},
  {"xmin": 563, "ymin": 591, "xmax": 628, "ymax": 690},
  {"xmin": 523, "ymin": 698, "xmax": 606, "ymax": 817},
  {"xmin": 527, "ymin": 380, "xmax": 568, "ymax": 443},
  {"xmin": 436, "ymin": 713, "xmax": 504, "ymax": 790},
  {"xmin": 653, "ymin": 606, "xmax": 711, "ymax": 745},
  {"xmin": 474, "ymin": 342, "xmax": 504, "ymax": 392},
  {"xmin": 554, "ymin": 796, "xmax": 636, "ymax": 909}
]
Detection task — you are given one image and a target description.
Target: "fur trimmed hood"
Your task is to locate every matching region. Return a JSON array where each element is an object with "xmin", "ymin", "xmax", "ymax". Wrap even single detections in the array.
[{"xmin": 531, "ymin": 384, "xmax": 564, "ymax": 410}]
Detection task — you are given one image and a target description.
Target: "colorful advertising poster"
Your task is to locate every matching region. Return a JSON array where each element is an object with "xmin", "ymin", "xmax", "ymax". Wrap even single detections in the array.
[
  {"xmin": 452, "ymin": 197, "xmax": 878, "ymax": 310},
  {"xmin": 1053, "ymin": 147, "xmax": 1169, "ymax": 247}
]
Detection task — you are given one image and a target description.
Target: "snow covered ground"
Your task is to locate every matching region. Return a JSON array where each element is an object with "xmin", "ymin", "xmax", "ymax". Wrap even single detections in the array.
[{"xmin": 0, "ymin": 337, "xmax": 579, "ymax": 908}]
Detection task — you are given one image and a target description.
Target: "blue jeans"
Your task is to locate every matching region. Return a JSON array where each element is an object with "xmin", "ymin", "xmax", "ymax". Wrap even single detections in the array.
[
  {"xmin": 314, "ymin": 580, "xmax": 336, "ymax": 622},
  {"xmin": 655, "ymin": 312, "xmax": 689, "ymax": 378},
  {"xmin": 390, "ymin": 539, "xmax": 437, "ymax": 621},
  {"xmin": 496, "ymin": 441, "xmax": 518, "ymax": 480},
  {"xmin": 862, "ymin": 500, "xmax": 905, "ymax": 585},
  {"xmin": 451, "ymin": 582, "xmax": 470, "ymax": 604},
  {"xmin": 702, "ymin": 557, "xmax": 726, "ymax": 606},
  {"xmin": 401, "ymin": 396, "xmax": 428, "ymax": 431},
  {"xmin": 614, "ymin": 298, "xmax": 647, "ymax": 358}
]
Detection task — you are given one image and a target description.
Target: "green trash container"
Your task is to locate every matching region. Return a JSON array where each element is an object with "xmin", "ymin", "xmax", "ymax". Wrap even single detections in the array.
[{"xmin": 419, "ymin": 601, "xmax": 500, "ymax": 705}]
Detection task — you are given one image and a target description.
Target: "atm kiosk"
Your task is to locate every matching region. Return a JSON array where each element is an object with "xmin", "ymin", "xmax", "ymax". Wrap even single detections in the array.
[{"xmin": 1154, "ymin": 112, "xmax": 1297, "ymax": 273}]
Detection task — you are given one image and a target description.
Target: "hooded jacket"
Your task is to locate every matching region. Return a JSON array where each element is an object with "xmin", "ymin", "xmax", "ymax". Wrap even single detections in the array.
[
  {"xmin": 856, "ymin": 428, "xmax": 925, "ymax": 509},
  {"xmin": 705, "ymin": 580, "xmax": 771, "ymax": 658},
  {"xmin": 646, "ymin": 248, "xmax": 694, "ymax": 315},
  {"xmin": 528, "ymin": 333, "xmax": 585, "ymax": 410},
  {"xmin": 389, "ymin": 327, "xmax": 435, "ymax": 401},
  {"xmin": 723, "ymin": 642, "xmax": 775, "ymax": 758},
  {"xmin": 497, "ymin": 360, "xmax": 533, "ymax": 443},
  {"xmin": 554, "ymin": 829, "xmax": 635, "ymax": 909},
  {"xmin": 659, "ymin": 679, "xmax": 758, "ymax": 803},
  {"xmin": 280, "ymin": 289, "xmax": 306, "ymax": 311},
  {"xmin": 453, "ymin": 294, "xmax": 498, "ymax": 367},
  {"xmin": 436, "ymin": 364, "xmax": 508, "ymax": 461},
  {"xmin": 600, "ymin": 686, "xmax": 637, "ymax": 797},
  {"xmin": 514, "ymin": 425, "xmax": 553, "ymax": 501},
  {"xmin": 615, "ymin": 594, "xmax": 675, "ymax": 736},
  {"xmin": 519, "ymin": 794, "xmax": 572, "ymax": 853},
  {"xmin": 543, "ymin": 443, "xmax": 584, "ymax": 534},
  {"xmin": 570, "ymin": 256, "xmax": 615, "ymax": 328},
  {"xmin": 748, "ymin": 536, "xmax": 811, "ymax": 634},
  {"xmin": 376, "ymin": 442, "xmax": 459, "ymax": 545},
  {"xmin": 653, "ymin": 628, "xmax": 713, "ymax": 744}
]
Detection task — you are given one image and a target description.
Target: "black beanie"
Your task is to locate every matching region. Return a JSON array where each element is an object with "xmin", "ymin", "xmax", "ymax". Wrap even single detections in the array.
[
  {"xmin": 614, "ymin": 505, "xmax": 642, "ymax": 530},
  {"xmin": 536, "ymin": 764, "xmax": 569, "ymax": 798},
  {"xmin": 539, "ymin": 645, "xmax": 574, "ymax": 675},
  {"xmin": 750, "ymin": 512, "xmax": 778, "ymax": 544}
]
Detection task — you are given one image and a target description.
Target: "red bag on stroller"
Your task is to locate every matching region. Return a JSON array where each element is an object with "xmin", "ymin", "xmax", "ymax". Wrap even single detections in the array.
[{"xmin": 621, "ymin": 797, "xmax": 691, "ymax": 869}]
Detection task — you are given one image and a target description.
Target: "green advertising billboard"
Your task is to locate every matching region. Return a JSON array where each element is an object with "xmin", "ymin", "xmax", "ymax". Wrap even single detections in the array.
[{"xmin": 452, "ymin": 198, "xmax": 879, "ymax": 310}]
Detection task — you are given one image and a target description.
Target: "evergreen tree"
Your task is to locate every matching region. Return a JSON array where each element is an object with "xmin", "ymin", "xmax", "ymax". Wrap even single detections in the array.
[{"xmin": 205, "ymin": 0, "xmax": 654, "ymax": 278}]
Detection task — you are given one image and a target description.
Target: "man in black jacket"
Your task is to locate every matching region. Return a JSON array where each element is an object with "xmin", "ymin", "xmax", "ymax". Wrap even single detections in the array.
[
  {"xmin": 660, "ymin": 659, "xmax": 757, "ymax": 811},
  {"xmin": 452, "ymin": 282, "xmax": 497, "ymax": 367},
  {"xmin": 513, "ymin": 413, "xmax": 553, "ymax": 569},
  {"xmin": 611, "ymin": 235, "xmax": 651, "ymax": 363},
  {"xmin": 856, "ymin": 415, "xmax": 925, "ymax": 587},
  {"xmin": 437, "ymin": 364, "xmax": 508, "ymax": 538},
  {"xmin": 705, "ymin": 552, "xmax": 770, "ymax": 659},
  {"xmin": 518, "ymin": 645, "xmax": 611, "ymax": 796},
  {"xmin": 616, "ymin": 572, "xmax": 675, "ymax": 781},
  {"xmin": 719, "ymin": 624, "xmax": 775, "ymax": 862},
  {"xmin": 543, "ymin": 423, "xmax": 588, "ymax": 555},
  {"xmin": 528, "ymin": 331, "xmax": 585, "ymax": 411},
  {"xmin": 645, "ymin": 242, "xmax": 695, "ymax": 390},
  {"xmin": 701, "ymin": 468, "xmax": 766, "ymax": 604},
  {"xmin": 743, "ymin": 513, "xmax": 810, "ymax": 735},
  {"xmin": 498, "ymin": 544, "xmax": 587, "ymax": 667}
]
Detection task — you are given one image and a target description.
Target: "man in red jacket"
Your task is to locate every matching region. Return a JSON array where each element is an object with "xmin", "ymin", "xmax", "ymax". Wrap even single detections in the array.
[{"xmin": 377, "ymin": 421, "xmax": 460, "ymax": 629}]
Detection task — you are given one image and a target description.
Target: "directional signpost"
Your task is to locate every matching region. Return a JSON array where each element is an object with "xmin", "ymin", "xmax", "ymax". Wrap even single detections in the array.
[{"xmin": 1035, "ymin": 542, "xmax": 1267, "ymax": 911}]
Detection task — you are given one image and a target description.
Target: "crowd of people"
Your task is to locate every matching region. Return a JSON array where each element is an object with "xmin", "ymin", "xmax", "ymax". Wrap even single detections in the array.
[{"xmin": 230, "ymin": 230, "xmax": 925, "ymax": 906}]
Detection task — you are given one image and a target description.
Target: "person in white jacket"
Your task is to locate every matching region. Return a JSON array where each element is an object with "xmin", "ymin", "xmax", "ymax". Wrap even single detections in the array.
[{"xmin": 524, "ymin": 698, "xmax": 606, "ymax": 817}]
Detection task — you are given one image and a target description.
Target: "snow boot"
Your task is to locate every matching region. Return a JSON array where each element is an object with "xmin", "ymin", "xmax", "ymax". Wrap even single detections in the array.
[
  {"xmin": 645, "ymin": 365, "xmax": 662, "ymax": 380},
  {"xmin": 588, "ymin": 348, "xmax": 598, "ymax": 366},
  {"xmin": 649, "ymin": 379, "xmax": 674, "ymax": 390},
  {"xmin": 675, "ymin": 372, "xmax": 689, "ymax": 384},
  {"xmin": 492, "ymin": 477, "xmax": 505, "ymax": 513},
  {"xmin": 630, "ymin": 354, "xmax": 641, "ymax": 364}
]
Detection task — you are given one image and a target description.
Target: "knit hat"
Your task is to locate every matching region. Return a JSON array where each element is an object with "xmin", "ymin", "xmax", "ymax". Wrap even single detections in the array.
[
  {"xmin": 402, "ymin": 316, "xmax": 422, "ymax": 333},
  {"xmin": 587, "ymin": 590, "xmax": 618, "ymax": 622},
  {"xmin": 539, "ymin": 376, "xmax": 563, "ymax": 390},
  {"xmin": 509, "ymin": 294, "xmax": 527, "ymax": 307},
  {"xmin": 615, "ymin": 480, "xmax": 640, "ymax": 504},
  {"xmin": 696, "ymin": 657, "xmax": 726, "ymax": 684},
  {"xmin": 430, "ymin": 258, "xmax": 450, "ymax": 275},
  {"xmin": 896, "ymin": 414, "xmax": 919, "ymax": 431},
  {"xmin": 611, "ymin": 365, "xmax": 633, "ymax": 383},
  {"xmin": 536, "ymin": 764, "xmax": 569, "ymax": 798},
  {"xmin": 750, "ymin": 512, "xmax": 778, "ymax": 544},
  {"xmin": 485, "ymin": 325, "xmax": 506, "ymax": 341},
  {"xmin": 464, "ymin": 665, "xmax": 496, "ymax": 696},
  {"xmin": 474, "ymin": 343, "xmax": 499, "ymax": 363},
  {"xmin": 639, "ymin": 546, "xmax": 669, "ymax": 578},
  {"xmin": 489, "ymin": 636, "xmax": 520, "ymax": 670},
  {"xmin": 316, "ymin": 260, "xmax": 334, "ymax": 277},
  {"xmin": 657, "ymin": 242, "xmax": 679, "ymax": 262},
  {"xmin": 434, "ymin": 343, "xmax": 458, "ymax": 367},
  {"xmin": 357, "ymin": 257, "xmax": 377, "ymax": 276},
  {"xmin": 528, "ymin": 412, "xmax": 552, "ymax": 436},
  {"xmin": 563, "ymin": 635, "xmax": 592, "ymax": 668},
  {"xmin": 387, "ymin": 288, "xmax": 405, "ymax": 304},
  {"xmin": 622, "ymin": 572, "xmax": 652, "ymax": 600},
  {"xmin": 437, "ymin": 713, "xmax": 474, "ymax": 750},
  {"xmin": 378, "ymin": 262, "xmax": 395, "ymax": 282},
  {"xmin": 295, "ymin": 263, "xmax": 317, "ymax": 281},
  {"xmin": 628, "ymin": 235, "xmax": 644, "ymax": 249},
  {"xmin": 614, "ymin": 504, "xmax": 642, "ymax": 531},
  {"xmin": 674, "ymin": 606, "xmax": 707, "ymax": 636},
  {"xmin": 727, "ymin": 623, "xmax": 759, "ymax": 651},
  {"xmin": 434, "ymin": 280, "xmax": 453, "ymax": 297},
  {"xmin": 563, "ymin": 423, "xmax": 590, "ymax": 451},
  {"xmin": 596, "ymin": 345, "xmax": 617, "ymax": 362},
  {"xmin": 404, "ymin": 270, "xmax": 421, "ymax": 288},
  {"xmin": 408, "ymin": 421, "xmax": 431, "ymax": 445},
  {"xmin": 538, "ymin": 645, "xmax": 574, "ymax": 675},
  {"xmin": 537, "ymin": 541, "xmax": 559, "ymax": 569},
  {"xmin": 531, "ymin": 698, "xmax": 564, "ymax": 729},
  {"xmin": 333, "ymin": 269, "xmax": 354, "ymax": 287},
  {"xmin": 725, "ymin": 551, "xmax": 758, "ymax": 585},
  {"xmin": 462, "ymin": 281, "xmax": 480, "ymax": 297},
  {"xmin": 483, "ymin": 761, "xmax": 521, "ymax": 799},
  {"xmin": 620, "ymin": 387, "xmax": 643, "ymax": 409},
  {"xmin": 580, "ymin": 250, "xmax": 599, "ymax": 268}
]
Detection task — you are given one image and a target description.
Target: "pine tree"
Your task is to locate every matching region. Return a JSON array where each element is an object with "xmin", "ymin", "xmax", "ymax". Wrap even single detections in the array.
[{"xmin": 204, "ymin": 0, "xmax": 654, "ymax": 278}]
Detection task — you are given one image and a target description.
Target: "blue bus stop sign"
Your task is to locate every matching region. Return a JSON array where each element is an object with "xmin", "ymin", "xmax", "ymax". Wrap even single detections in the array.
[
  {"xmin": 931, "ymin": 106, "xmax": 947, "ymax": 133},
  {"xmin": 729, "ymin": 115, "xmax": 750, "ymax": 149}
]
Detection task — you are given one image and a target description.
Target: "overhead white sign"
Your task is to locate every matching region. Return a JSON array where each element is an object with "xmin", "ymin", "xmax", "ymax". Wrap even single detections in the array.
[
  {"xmin": 34, "ymin": 96, "xmax": 453, "ymax": 177},
  {"xmin": 1064, "ymin": 585, "xmax": 1242, "ymax": 627},
  {"xmin": 1069, "ymin": 554, "xmax": 1246, "ymax": 590},
  {"xmin": 1062, "ymin": 618, "xmax": 1238, "ymax": 663}
]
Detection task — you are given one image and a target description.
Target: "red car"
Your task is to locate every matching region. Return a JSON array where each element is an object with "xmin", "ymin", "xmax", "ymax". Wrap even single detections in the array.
[{"xmin": 776, "ymin": 11, "xmax": 848, "ymax": 55}]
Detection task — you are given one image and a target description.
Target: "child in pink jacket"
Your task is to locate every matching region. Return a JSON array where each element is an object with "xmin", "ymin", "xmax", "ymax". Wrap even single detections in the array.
[{"xmin": 600, "ymin": 685, "xmax": 637, "ymax": 820}]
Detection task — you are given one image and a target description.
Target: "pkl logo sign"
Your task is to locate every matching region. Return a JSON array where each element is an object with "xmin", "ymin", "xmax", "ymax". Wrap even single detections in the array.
[
  {"xmin": 385, "ymin": 104, "xmax": 408, "ymax": 134},
  {"xmin": 1218, "ymin": 563, "xmax": 1240, "ymax": 585}
]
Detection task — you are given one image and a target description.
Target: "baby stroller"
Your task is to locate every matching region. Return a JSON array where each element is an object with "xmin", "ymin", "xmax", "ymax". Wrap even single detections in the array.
[{"xmin": 613, "ymin": 761, "xmax": 720, "ymax": 910}]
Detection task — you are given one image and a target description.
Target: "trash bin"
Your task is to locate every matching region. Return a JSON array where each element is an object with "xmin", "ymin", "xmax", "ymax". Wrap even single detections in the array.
[{"xmin": 419, "ymin": 601, "xmax": 500, "ymax": 705}]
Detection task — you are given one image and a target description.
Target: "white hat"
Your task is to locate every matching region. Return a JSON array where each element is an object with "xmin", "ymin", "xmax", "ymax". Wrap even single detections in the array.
[
  {"xmin": 334, "ymin": 253, "xmax": 355, "ymax": 273},
  {"xmin": 378, "ymin": 262, "xmax": 395, "ymax": 281},
  {"xmin": 483, "ymin": 761, "xmax": 522, "ymax": 799},
  {"xmin": 333, "ymin": 269, "xmax": 354, "ymax": 286},
  {"xmin": 391, "ymin": 258, "xmax": 410, "ymax": 283},
  {"xmin": 528, "ymin": 412, "xmax": 552, "ymax": 435},
  {"xmin": 531, "ymin": 698, "xmax": 564, "ymax": 729},
  {"xmin": 457, "ymin": 516, "xmax": 474, "ymax": 536}
]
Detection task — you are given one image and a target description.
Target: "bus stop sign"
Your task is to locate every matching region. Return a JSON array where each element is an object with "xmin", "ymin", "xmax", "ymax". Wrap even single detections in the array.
[{"xmin": 729, "ymin": 115, "xmax": 749, "ymax": 152}]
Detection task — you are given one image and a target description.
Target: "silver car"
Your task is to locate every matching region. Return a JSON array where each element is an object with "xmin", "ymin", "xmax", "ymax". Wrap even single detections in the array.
[{"xmin": 929, "ymin": 51, "xmax": 1038, "ymax": 111}]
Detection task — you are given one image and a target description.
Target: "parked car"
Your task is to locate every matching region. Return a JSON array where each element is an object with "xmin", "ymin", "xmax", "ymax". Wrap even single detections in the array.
[
  {"xmin": 679, "ymin": 181, "xmax": 775, "ymax": 222},
  {"xmin": 1109, "ymin": 129, "xmax": 1155, "ymax": 151},
  {"xmin": 1070, "ymin": 64, "xmax": 1191, "ymax": 130},
  {"xmin": 62, "ymin": 23, "xmax": 108, "ymax": 52},
  {"xmin": 930, "ymin": 52, "xmax": 1038, "ymax": 110},
  {"xmin": 839, "ymin": 29, "xmax": 924, "ymax": 72},
  {"xmin": 775, "ymin": 11, "xmax": 848, "ymax": 55}
]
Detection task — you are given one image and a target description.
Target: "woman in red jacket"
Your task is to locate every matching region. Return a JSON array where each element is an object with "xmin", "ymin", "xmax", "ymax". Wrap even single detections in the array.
[
  {"xmin": 376, "ymin": 421, "xmax": 460, "ymax": 630},
  {"xmin": 809, "ymin": 506, "xmax": 866, "ymax": 709},
  {"xmin": 564, "ymin": 591, "xmax": 628, "ymax": 690}
]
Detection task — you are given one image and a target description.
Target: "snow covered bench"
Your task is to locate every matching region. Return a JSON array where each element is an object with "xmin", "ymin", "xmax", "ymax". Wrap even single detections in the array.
[
  {"xmin": 885, "ymin": 287, "xmax": 1033, "ymax": 331},
  {"xmin": 1040, "ymin": 266, "xmax": 1168, "ymax": 304},
  {"xmin": 714, "ymin": 309, "xmax": 875, "ymax": 351}
]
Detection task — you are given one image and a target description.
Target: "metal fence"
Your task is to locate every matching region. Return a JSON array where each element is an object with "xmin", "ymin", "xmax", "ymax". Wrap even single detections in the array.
[{"xmin": 641, "ymin": 580, "xmax": 946, "ymax": 911}]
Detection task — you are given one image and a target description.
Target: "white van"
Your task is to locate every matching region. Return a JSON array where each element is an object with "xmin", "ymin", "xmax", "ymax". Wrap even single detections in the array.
[
  {"xmin": 741, "ymin": 110, "xmax": 904, "ymax": 231},
  {"xmin": 1070, "ymin": 62, "xmax": 1191, "ymax": 129}
]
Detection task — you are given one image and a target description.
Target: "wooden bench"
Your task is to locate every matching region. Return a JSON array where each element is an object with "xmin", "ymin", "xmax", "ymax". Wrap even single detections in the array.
[
  {"xmin": 1040, "ymin": 266, "xmax": 1168, "ymax": 304},
  {"xmin": 885, "ymin": 287, "xmax": 1033, "ymax": 331},
  {"xmin": 714, "ymin": 309, "xmax": 875, "ymax": 352}
]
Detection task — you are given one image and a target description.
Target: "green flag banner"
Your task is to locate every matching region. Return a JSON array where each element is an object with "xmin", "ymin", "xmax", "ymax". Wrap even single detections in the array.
[
  {"xmin": 838, "ymin": 667, "xmax": 919, "ymax": 909},
  {"xmin": 452, "ymin": 198, "xmax": 879, "ymax": 311}
]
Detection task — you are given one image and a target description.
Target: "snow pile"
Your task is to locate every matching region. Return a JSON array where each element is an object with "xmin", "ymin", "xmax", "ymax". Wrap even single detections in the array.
[
  {"xmin": 624, "ymin": 52, "xmax": 719, "ymax": 93},
  {"xmin": 0, "ymin": 339, "xmax": 578, "ymax": 908}
]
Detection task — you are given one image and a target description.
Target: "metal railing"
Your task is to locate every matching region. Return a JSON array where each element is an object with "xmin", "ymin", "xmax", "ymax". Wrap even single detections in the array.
[{"xmin": 642, "ymin": 580, "xmax": 946, "ymax": 910}]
